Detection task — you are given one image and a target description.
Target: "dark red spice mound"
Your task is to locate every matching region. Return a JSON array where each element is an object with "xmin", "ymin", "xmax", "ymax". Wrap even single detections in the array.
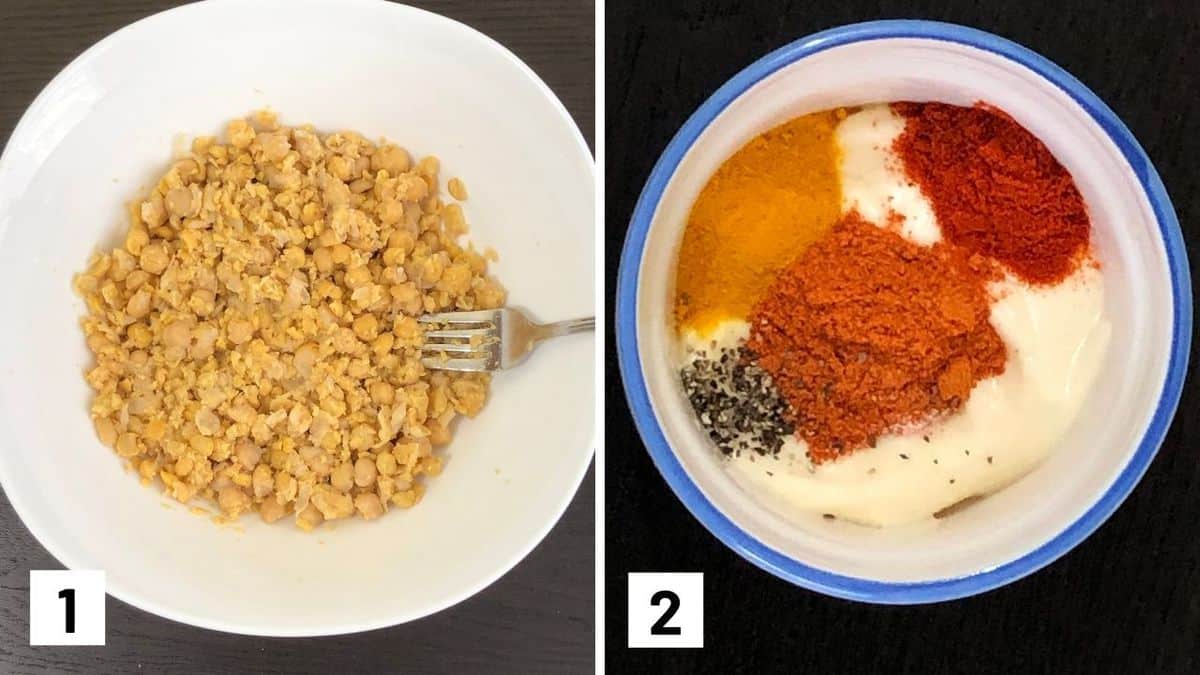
[
  {"xmin": 747, "ymin": 213, "xmax": 1007, "ymax": 463},
  {"xmin": 891, "ymin": 101, "xmax": 1091, "ymax": 284}
]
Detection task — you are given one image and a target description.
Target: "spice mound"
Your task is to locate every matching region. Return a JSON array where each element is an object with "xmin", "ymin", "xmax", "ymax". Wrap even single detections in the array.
[
  {"xmin": 74, "ymin": 111, "xmax": 505, "ymax": 530},
  {"xmin": 891, "ymin": 102, "xmax": 1090, "ymax": 284},
  {"xmin": 747, "ymin": 212, "xmax": 1007, "ymax": 463},
  {"xmin": 680, "ymin": 343, "xmax": 791, "ymax": 457},
  {"xmin": 671, "ymin": 101, "xmax": 1112, "ymax": 526},
  {"xmin": 674, "ymin": 110, "xmax": 843, "ymax": 332}
]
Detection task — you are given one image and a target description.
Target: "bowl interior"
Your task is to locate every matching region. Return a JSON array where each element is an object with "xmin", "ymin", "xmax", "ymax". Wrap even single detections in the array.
[
  {"xmin": 0, "ymin": 0, "xmax": 594, "ymax": 635},
  {"xmin": 635, "ymin": 37, "xmax": 1173, "ymax": 584}
]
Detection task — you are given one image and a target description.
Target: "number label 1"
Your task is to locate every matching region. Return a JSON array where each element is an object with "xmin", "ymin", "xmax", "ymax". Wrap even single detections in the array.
[
  {"xmin": 29, "ymin": 570, "xmax": 105, "ymax": 646},
  {"xmin": 57, "ymin": 588, "xmax": 75, "ymax": 633},
  {"xmin": 628, "ymin": 573, "xmax": 703, "ymax": 648}
]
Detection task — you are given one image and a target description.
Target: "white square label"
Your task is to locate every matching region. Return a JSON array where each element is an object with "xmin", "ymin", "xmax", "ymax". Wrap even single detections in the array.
[
  {"xmin": 29, "ymin": 570, "xmax": 105, "ymax": 646},
  {"xmin": 627, "ymin": 572, "xmax": 703, "ymax": 648}
]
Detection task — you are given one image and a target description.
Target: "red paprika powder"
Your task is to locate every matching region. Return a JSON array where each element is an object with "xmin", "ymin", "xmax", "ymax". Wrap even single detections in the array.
[
  {"xmin": 747, "ymin": 212, "xmax": 1007, "ymax": 463},
  {"xmin": 891, "ymin": 102, "xmax": 1090, "ymax": 284}
]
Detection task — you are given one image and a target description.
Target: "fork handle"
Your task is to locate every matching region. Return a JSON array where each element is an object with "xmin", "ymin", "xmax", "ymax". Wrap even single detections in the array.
[{"xmin": 537, "ymin": 316, "xmax": 595, "ymax": 340}]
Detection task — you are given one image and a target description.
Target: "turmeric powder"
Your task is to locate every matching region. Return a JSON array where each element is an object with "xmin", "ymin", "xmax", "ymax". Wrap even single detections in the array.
[{"xmin": 674, "ymin": 110, "xmax": 843, "ymax": 332}]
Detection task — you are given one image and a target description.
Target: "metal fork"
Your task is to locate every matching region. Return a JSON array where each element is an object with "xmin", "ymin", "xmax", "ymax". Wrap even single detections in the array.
[{"xmin": 418, "ymin": 308, "xmax": 594, "ymax": 372}]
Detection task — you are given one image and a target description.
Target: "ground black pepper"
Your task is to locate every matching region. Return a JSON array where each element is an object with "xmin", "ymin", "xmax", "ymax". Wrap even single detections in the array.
[{"xmin": 680, "ymin": 345, "xmax": 791, "ymax": 457}]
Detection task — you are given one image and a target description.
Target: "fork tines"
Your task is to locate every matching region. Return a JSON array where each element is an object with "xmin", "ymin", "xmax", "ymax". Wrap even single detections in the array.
[{"xmin": 418, "ymin": 311, "xmax": 499, "ymax": 372}]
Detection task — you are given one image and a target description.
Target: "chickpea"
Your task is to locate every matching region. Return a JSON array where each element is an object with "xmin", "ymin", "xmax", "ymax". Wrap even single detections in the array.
[
  {"xmin": 416, "ymin": 155, "xmax": 439, "ymax": 179},
  {"xmin": 252, "ymin": 464, "xmax": 274, "ymax": 498},
  {"xmin": 447, "ymin": 178, "xmax": 468, "ymax": 201},
  {"xmin": 259, "ymin": 498, "xmax": 289, "ymax": 524},
  {"xmin": 228, "ymin": 118, "xmax": 255, "ymax": 148},
  {"xmin": 235, "ymin": 439, "xmax": 262, "ymax": 467},
  {"xmin": 125, "ymin": 227, "xmax": 150, "ymax": 255},
  {"xmin": 275, "ymin": 473, "xmax": 298, "ymax": 502},
  {"xmin": 138, "ymin": 243, "xmax": 170, "ymax": 275},
  {"xmin": 392, "ymin": 485, "xmax": 424, "ymax": 509},
  {"xmin": 295, "ymin": 503, "xmax": 324, "ymax": 531},
  {"xmin": 313, "ymin": 246, "xmax": 333, "ymax": 273},
  {"xmin": 187, "ymin": 289, "xmax": 215, "ymax": 316},
  {"xmin": 371, "ymin": 144, "xmax": 410, "ymax": 174},
  {"xmin": 331, "ymin": 462, "xmax": 354, "ymax": 492},
  {"xmin": 369, "ymin": 381, "xmax": 394, "ymax": 406},
  {"xmin": 174, "ymin": 456, "xmax": 194, "ymax": 476},
  {"xmin": 162, "ymin": 319, "xmax": 191, "ymax": 348},
  {"xmin": 217, "ymin": 486, "xmax": 251, "ymax": 515},
  {"xmin": 85, "ymin": 419, "xmax": 118, "ymax": 453},
  {"xmin": 352, "ymin": 314, "xmax": 379, "ymax": 340},
  {"xmin": 354, "ymin": 493, "xmax": 384, "ymax": 520},
  {"xmin": 164, "ymin": 187, "xmax": 194, "ymax": 217},
  {"xmin": 354, "ymin": 456, "xmax": 377, "ymax": 487},
  {"xmin": 140, "ymin": 195, "xmax": 167, "ymax": 228},
  {"xmin": 330, "ymin": 243, "xmax": 352, "ymax": 265},
  {"xmin": 227, "ymin": 318, "xmax": 254, "ymax": 344},
  {"xmin": 115, "ymin": 432, "xmax": 139, "ymax": 458},
  {"xmin": 376, "ymin": 452, "xmax": 397, "ymax": 476},
  {"xmin": 344, "ymin": 265, "xmax": 372, "ymax": 288}
]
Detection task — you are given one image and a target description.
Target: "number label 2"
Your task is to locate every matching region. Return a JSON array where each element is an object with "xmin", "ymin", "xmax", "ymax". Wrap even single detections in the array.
[
  {"xmin": 649, "ymin": 590, "xmax": 681, "ymax": 635},
  {"xmin": 628, "ymin": 573, "xmax": 703, "ymax": 648}
]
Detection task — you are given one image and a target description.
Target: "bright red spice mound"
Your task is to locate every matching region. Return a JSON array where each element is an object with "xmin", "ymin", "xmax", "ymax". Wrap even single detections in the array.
[
  {"xmin": 747, "ymin": 213, "xmax": 1007, "ymax": 463},
  {"xmin": 891, "ymin": 101, "xmax": 1090, "ymax": 284}
]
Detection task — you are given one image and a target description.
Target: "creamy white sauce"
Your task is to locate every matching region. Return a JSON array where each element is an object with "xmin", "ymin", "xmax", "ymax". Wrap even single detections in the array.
[
  {"xmin": 837, "ymin": 104, "xmax": 941, "ymax": 245},
  {"xmin": 676, "ymin": 104, "xmax": 1112, "ymax": 527},
  {"xmin": 680, "ymin": 320, "xmax": 749, "ymax": 362}
]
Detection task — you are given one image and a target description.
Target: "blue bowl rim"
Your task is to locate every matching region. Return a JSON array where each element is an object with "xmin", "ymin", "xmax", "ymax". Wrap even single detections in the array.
[{"xmin": 614, "ymin": 19, "xmax": 1192, "ymax": 604}]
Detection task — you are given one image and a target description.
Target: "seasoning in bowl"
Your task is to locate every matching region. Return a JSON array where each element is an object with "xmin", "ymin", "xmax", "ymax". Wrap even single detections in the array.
[
  {"xmin": 748, "ymin": 212, "xmax": 1007, "ymax": 463},
  {"xmin": 74, "ymin": 111, "xmax": 505, "ymax": 529},
  {"xmin": 673, "ymin": 102, "xmax": 1112, "ymax": 526}
]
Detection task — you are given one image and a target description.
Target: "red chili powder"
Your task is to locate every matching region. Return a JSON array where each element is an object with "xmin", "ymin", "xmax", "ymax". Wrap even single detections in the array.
[
  {"xmin": 747, "ymin": 213, "xmax": 1007, "ymax": 463},
  {"xmin": 891, "ymin": 101, "xmax": 1091, "ymax": 284}
]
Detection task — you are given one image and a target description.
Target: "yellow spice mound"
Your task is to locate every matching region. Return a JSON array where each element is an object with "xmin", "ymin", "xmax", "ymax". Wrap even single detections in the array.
[{"xmin": 673, "ymin": 110, "xmax": 843, "ymax": 332}]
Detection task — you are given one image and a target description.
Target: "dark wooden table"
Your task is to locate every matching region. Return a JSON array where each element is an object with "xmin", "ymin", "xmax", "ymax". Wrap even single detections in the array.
[
  {"xmin": 0, "ymin": 1, "xmax": 594, "ymax": 673},
  {"xmin": 606, "ymin": 1, "xmax": 1199, "ymax": 673}
]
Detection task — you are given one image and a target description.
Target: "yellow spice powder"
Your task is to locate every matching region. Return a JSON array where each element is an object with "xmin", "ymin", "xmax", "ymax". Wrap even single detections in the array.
[{"xmin": 673, "ymin": 110, "xmax": 844, "ymax": 332}]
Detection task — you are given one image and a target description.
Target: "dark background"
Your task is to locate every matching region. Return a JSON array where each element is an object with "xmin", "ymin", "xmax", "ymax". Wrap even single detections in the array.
[
  {"xmin": 0, "ymin": 1, "xmax": 593, "ymax": 673},
  {"xmin": 606, "ymin": 1, "xmax": 1198, "ymax": 673}
]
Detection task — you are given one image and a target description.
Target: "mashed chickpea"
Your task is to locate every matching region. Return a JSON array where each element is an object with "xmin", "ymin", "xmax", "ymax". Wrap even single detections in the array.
[{"xmin": 74, "ymin": 111, "xmax": 502, "ymax": 530}]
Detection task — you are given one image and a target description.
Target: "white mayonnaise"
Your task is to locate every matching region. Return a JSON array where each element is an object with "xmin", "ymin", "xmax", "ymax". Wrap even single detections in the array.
[
  {"xmin": 679, "ymin": 320, "xmax": 749, "ymax": 362},
  {"xmin": 836, "ymin": 104, "xmax": 941, "ymax": 245}
]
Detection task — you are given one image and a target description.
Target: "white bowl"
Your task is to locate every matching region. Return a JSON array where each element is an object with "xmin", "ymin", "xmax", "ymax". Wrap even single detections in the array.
[
  {"xmin": 0, "ymin": 0, "xmax": 594, "ymax": 635},
  {"xmin": 616, "ymin": 20, "xmax": 1190, "ymax": 603}
]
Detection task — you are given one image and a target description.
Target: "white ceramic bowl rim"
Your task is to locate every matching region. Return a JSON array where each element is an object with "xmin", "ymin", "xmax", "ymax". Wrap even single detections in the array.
[{"xmin": 615, "ymin": 19, "xmax": 1192, "ymax": 603}]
